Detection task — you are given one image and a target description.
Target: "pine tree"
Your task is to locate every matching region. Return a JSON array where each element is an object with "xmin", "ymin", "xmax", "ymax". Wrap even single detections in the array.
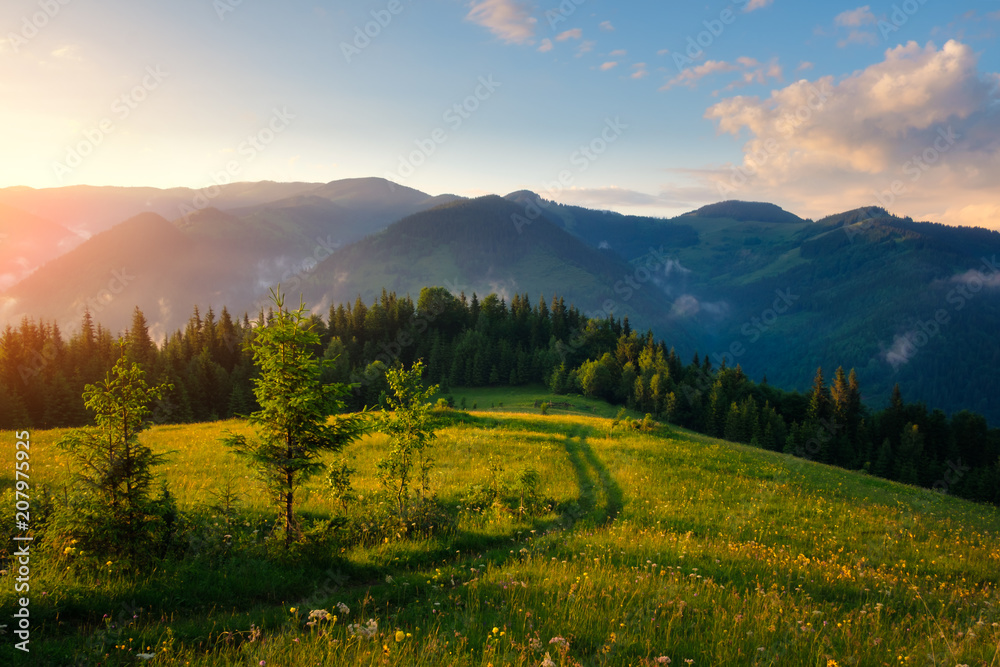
[
  {"xmin": 57, "ymin": 345, "xmax": 171, "ymax": 564},
  {"xmin": 807, "ymin": 367, "xmax": 831, "ymax": 424}
]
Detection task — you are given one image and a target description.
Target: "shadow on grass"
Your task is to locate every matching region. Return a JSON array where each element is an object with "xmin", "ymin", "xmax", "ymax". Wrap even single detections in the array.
[{"xmin": 556, "ymin": 426, "xmax": 625, "ymax": 527}]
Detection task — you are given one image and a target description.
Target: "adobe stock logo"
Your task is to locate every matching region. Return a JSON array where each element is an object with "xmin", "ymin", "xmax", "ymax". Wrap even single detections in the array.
[
  {"xmin": 340, "ymin": 0, "xmax": 412, "ymax": 63},
  {"xmin": 51, "ymin": 66, "xmax": 169, "ymax": 182}
]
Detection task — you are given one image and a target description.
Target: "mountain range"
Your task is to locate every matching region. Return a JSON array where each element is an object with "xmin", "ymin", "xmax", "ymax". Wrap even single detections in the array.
[{"xmin": 2, "ymin": 177, "xmax": 998, "ymax": 423}]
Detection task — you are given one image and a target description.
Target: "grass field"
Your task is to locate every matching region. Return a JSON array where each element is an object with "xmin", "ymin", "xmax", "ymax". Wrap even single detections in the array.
[{"xmin": 2, "ymin": 386, "xmax": 999, "ymax": 665}]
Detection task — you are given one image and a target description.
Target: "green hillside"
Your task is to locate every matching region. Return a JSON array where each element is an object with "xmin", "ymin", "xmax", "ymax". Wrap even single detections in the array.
[
  {"xmin": 3, "ymin": 397, "xmax": 999, "ymax": 665},
  {"xmin": 302, "ymin": 196, "xmax": 685, "ymax": 342}
]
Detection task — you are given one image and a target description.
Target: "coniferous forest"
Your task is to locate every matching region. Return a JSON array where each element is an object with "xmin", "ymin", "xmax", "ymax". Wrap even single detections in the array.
[{"xmin": 2, "ymin": 285, "xmax": 998, "ymax": 505}]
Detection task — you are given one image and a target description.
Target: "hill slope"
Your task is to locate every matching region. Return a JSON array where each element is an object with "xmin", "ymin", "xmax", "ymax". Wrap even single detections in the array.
[
  {"xmin": 4, "ymin": 403, "xmax": 999, "ymax": 665},
  {"xmin": 302, "ymin": 195, "xmax": 692, "ymax": 341}
]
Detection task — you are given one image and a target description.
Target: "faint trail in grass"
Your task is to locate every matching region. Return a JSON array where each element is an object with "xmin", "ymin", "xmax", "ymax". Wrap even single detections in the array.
[{"xmin": 559, "ymin": 426, "xmax": 624, "ymax": 526}]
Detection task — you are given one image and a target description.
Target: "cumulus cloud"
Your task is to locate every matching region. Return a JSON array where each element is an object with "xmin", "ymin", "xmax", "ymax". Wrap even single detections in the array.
[
  {"xmin": 599, "ymin": 61, "xmax": 618, "ymax": 71},
  {"xmin": 699, "ymin": 40, "xmax": 1000, "ymax": 227},
  {"xmin": 466, "ymin": 0, "xmax": 537, "ymax": 44}
]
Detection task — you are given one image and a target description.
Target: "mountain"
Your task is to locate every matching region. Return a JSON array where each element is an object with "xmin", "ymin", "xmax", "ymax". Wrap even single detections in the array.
[
  {"xmin": 504, "ymin": 190, "xmax": 700, "ymax": 257},
  {"xmin": 300, "ymin": 195, "xmax": 689, "ymax": 341},
  {"xmin": 0, "ymin": 181, "xmax": 324, "ymax": 237},
  {"xmin": 0, "ymin": 179, "xmax": 464, "ymax": 337},
  {"xmin": 0, "ymin": 204, "xmax": 84, "ymax": 290},
  {"xmin": 644, "ymin": 205, "xmax": 1000, "ymax": 422},
  {"xmin": 3, "ymin": 181, "xmax": 999, "ymax": 424}
]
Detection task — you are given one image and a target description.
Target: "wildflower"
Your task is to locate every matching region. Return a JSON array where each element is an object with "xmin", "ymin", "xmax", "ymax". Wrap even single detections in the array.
[
  {"xmin": 259, "ymin": 662, "xmax": 266, "ymax": 666},
  {"xmin": 549, "ymin": 636, "xmax": 569, "ymax": 649},
  {"xmin": 336, "ymin": 602, "xmax": 350, "ymax": 615},
  {"xmin": 306, "ymin": 609, "xmax": 331, "ymax": 627},
  {"xmin": 493, "ymin": 627, "xmax": 500, "ymax": 634},
  {"xmin": 137, "ymin": 654, "xmax": 156, "ymax": 660},
  {"xmin": 657, "ymin": 658, "xmax": 671, "ymax": 664},
  {"xmin": 289, "ymin": 607, "xmax": 297, "ymax": 613},
  {"xmin": 541, "ymin": 653, "xmax": 556, "ymax": 667},
  {"xmin": 348, "ymin": 619, "xmax": 379, "ymax": 639},
  {"xmin": 395, "ymin": 630, "xmax": 405, "ymax": 642}
]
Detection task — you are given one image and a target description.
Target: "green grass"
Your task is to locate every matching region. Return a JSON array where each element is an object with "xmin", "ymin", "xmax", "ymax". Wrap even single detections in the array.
[{"xmin": 2, "ymin": 400, "xmax": 999, "ymax": 666}]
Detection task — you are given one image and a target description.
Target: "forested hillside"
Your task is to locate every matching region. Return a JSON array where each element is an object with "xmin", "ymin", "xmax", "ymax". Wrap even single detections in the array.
[{"xmin": 3, "ymin": 286, "xmax": 998, "ymax": 505}]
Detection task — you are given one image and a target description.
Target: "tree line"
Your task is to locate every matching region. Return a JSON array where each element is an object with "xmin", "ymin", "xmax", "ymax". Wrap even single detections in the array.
[{"xmin": 2, "ymin": 286, "xmax": 998, "ymax": 504}]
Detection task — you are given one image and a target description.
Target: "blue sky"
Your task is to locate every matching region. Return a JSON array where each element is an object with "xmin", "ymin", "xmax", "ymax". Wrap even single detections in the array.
[{"xmin": 1, "ymin": 0, "xmax": 998, "ymax": 226}]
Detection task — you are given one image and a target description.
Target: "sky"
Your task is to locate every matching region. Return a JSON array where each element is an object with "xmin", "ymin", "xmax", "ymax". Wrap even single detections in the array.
[{"xmin": 1, "ymin": 0, "xmax": 998, "ymax": 227}]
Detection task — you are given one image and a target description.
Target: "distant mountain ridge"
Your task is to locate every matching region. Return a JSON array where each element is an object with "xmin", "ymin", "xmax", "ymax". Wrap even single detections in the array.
[{"xmin": 2, "ymin": 180, "xmax": 999, "ymax": 424}]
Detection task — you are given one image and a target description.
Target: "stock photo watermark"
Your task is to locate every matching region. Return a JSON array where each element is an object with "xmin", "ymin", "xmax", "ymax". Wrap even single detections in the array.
[
  {"xmin": 177, "ymin": 106, "xmax": 295, "ymax": 222},
  {"xmin": 512, "ymin": 116, "xmax": 628, "ymax": 233},
  {"xmin": 847, "ymin": 125, "xmax": 959, "ymax": 242},
  {"xmin": 51, "ymin": 66, "xmax": 169, "ymax": 182},
  {"xmin": 883, "ymin": 255, "xmax": 999, "ymax": 370},
  {"xmin": 341, "ymin": 0, "xmax": 413, "ymax": 62},
  {"xmin": 669, "ymin": 0, "xmax": 755, "ymax": 72},
  {"xmin": 386, "ymin": 75, "xmax": 501, "ymax": 186},
  {"xmin": 4, "ymin": 0, "xmax": 72, "ymax": 54},
  {"xmin": 12, "ymin": 430, "xmax": 33, "ymax": 653}
]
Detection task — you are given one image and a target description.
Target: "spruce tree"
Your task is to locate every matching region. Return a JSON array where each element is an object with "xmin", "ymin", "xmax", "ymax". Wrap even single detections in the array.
[{"xmin": 223, "ymin": 290, "xmax": 367, "ymax": 547}]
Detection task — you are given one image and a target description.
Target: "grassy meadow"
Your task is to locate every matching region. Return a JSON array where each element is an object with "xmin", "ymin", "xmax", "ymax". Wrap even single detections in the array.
[{"xmin": 2, "ymin": 386, "xmax": 1000, "ymax": 666}]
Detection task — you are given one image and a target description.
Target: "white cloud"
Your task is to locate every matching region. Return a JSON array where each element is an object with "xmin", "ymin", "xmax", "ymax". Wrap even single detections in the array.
[
  {"xmin": 537, "ymin": 38, "xmax": 553, "ymax": 53},
  {"xmin": 838, "ymin": 30, "xmax": 878, "ymax": 47},
  {"xmin": 699, "ymin": 40, "xmax": 1000, "ymax": 227},
  {"xmin": 951, "ymin": 268, "xmax": 1000, "ymax": 288},
  {"xmin": 662, "ymin": 56, "xmax": 781, "ymax": 91},
  {"xmin": 599, "ymin": 20, "xmax": 615, "ymax": 31},
  {"xmin": 556, "ymin": 28, "xmax": 582, "ymax": 41},
  {"xmin": 743, "ymin": 0, "xmax": 773, "ymax": 12},
  {"xmin": 576, "ymin": 40, "xmax": 595, "ymax": 56},
  {"xmin": 599, "ymin": 61, "xmax": 618, "ymax": 71},
  {"xmin": 797, "ymin": 61, "xmax": 814, "ymax": 71},
  {"xmin": 834, "ymin": 7, "xmax": 877, "ymax": 48},
  {"xmin": 631, "ymin": 63, "xmax": 649, "ymax": 79},
  {"xmin": 884, "ymin": 333, "xmax": 918, "ymax": 369},
  {"xmin": 466, "ymin": 0, "xmax": 537, "ymax": 44},
  {"xmin": 662, "ymin": 60, "xmax": 740, "ymax": 90},
  {"xmin": 609, "ymin": 49, "xmax": 626, "ymax": 57},
  {"xmin": 835, "ymin": 6, "xmax": 876, "ymax": 27}
]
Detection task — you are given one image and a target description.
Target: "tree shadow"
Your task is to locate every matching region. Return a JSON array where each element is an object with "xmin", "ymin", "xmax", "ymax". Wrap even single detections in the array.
[{"xmin": 555, "ymin": 426, "xmax": 624, "ymax": 527}]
